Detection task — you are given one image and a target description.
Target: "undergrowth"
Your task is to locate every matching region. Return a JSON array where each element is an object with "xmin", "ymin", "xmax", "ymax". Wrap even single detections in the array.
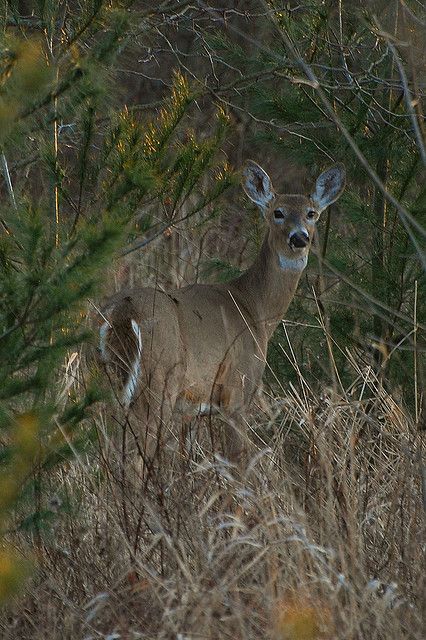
[{"xmin": 1, "ymin": 345, "xmax": 424, "ymax": 640}]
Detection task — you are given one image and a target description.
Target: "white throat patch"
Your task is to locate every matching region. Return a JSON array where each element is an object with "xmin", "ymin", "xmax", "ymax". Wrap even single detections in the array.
[{"xmin": 278, "ymin": 253, "xmax": 308, "ymax": 272}]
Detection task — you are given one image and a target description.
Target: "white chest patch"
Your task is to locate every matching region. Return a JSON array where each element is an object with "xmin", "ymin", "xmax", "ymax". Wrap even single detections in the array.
[{"xmin": 278, "ymin": 253, "xmax": 308, "ymax": 272}]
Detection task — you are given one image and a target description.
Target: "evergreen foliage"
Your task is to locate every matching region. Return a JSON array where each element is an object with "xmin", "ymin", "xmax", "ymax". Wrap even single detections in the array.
[
  {"xmin": 201, "ymin": 1, "xmax": 425, "ymax": 398},
  {"xmin": 0, "ymin": 2, "xmax": 233, "ymax": 600}
]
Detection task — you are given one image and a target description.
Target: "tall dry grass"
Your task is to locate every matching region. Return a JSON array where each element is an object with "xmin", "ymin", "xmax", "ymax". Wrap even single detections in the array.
[{"xmin": 1, "ymin": 343, "xmax": 424, "ymax": 640}]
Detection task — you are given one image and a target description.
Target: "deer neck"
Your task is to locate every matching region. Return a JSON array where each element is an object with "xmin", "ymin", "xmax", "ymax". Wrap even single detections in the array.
[{"xmin": 230, "ymin": 233, "xmax": 306, "ymax": 338}]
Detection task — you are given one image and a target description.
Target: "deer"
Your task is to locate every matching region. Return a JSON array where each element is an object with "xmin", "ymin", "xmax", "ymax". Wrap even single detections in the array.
[{"xmin": 98, "ymin": 160, "xmax": 346, "ymax": 471}]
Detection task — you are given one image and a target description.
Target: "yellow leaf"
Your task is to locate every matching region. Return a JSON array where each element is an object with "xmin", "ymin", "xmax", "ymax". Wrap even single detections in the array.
[
  {"xmin": 273, "ymin": 595, "xmax": 333, "ymax": 640},
  {"xmin": 0, "ymin": 547, "xmax": 32, "ymax": 603},
  {"xmin": 14, "ymin": 412, "xmax": 39, "ymax": 459}
]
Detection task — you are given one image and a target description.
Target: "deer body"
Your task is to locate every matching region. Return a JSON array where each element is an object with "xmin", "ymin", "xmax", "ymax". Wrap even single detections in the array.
[{"xmin": 100, "ymin": 161, "xmax": 345, "ymax": 464}]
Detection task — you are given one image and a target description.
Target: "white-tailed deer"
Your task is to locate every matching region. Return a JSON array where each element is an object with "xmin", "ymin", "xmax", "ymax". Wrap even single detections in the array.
[{"xmin": 99, "ymin": 161, "xmax": 345, "ymax": 467}]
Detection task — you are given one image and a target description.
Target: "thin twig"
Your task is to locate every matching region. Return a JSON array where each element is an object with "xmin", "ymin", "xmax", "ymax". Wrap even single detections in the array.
[
  {"xmin": 0, "ymin": 151, "xmax": 23, "ymax": 255},
  {"xmin": 385, "ymin": 38, "xmax": 426, "ymax": 166},
  {"xmin": 413, "ymin": 280, "xmax": 418, "ymax": 423},
  {"xmin": 0, "ymin": 151, "xmax": 17, "ymax": 210}
]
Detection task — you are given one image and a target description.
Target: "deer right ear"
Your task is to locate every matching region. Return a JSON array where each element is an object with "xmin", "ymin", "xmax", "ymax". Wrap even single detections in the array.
[{"xmin": 242, "ymin": 160, "xmax": 275, "ymax": 212}]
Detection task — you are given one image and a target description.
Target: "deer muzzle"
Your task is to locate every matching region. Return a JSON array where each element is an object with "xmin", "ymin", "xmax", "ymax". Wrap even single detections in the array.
[{"xmin": 289, "ymin": 229, "xmax": 309, "ymax": 249}]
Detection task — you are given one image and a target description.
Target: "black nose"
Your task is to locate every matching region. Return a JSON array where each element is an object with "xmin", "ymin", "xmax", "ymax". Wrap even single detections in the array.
[{"xmin": 289, "ymin": 231, "xmax": 309, "ymax": 248}]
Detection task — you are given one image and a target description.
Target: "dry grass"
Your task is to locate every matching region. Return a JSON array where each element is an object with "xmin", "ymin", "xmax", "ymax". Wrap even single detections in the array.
[{"xmin": 1, "ymin": 350, "xmax": 425, "ymax": 640}]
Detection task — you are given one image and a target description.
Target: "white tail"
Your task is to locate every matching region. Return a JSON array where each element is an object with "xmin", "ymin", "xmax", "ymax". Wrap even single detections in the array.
[{"xmin": 99, "ymin": 160, "xmax": 346, "ymax": 466}]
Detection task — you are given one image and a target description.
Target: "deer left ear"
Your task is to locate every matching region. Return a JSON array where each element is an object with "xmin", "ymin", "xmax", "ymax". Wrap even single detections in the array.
[{"xmin": 312, "ymin": 163, "xmax": 346, "ymax": 213}]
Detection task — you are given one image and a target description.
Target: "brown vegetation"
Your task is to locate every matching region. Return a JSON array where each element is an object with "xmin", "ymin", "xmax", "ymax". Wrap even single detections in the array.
[{"xmin": 2, "ymin": 351, "xmax": 424, "ymax": 639}]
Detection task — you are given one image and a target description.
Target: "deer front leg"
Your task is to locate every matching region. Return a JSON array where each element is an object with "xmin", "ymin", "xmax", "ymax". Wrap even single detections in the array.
[
  {"xmin": 219, "ymin": 382, "xmax": 255, "ymax": 475},
  {"xmin": 218, "ymin": 358, "xmax": 267, "ymax": 479},
  {"xmin": 222, "ymin": 411, "xmax": 249, "ymax": 471}
]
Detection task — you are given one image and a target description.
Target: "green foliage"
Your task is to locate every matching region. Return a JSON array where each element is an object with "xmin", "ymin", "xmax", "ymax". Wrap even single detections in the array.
[
  {"xmin": 208, "ymin": 0, "xmax": 425, "ymax": 399},
  {"xmin": 0, "ymin": 3, "xmax": 234, "ymax": 602},
  {"xmin": 201, "ymin": 257, "xmax": 242, "ymax": 283}
]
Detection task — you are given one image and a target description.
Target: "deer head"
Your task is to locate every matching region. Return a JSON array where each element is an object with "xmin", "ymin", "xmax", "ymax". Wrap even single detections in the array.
[{"xmin": 242, "ymin": 160, "xmax": 346, "ymax": 271}]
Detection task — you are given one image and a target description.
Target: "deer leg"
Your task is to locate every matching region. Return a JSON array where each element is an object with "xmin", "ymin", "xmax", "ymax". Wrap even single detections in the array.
[
  {"xmin": 127, "ymin": 367, "xmax": 182, "ymax": 485},
  {"xmin": 219, "ymin": 378, "xmax": 258, "ymax": 477},
  {"xmin": 219, "ymin": 386, "xmax": 251, "ymax": 473},
  {"xmin": 222, "ymin": 411, "xmax": 249, "ymax": 471}
]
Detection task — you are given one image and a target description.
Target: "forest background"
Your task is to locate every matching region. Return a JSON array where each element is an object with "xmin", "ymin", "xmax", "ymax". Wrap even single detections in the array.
[{"xmin": 0, "ymin": 1, "xmax": 425, "ymax": 639}]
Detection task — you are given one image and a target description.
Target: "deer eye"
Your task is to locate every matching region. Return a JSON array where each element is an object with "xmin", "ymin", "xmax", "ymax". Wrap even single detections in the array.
[
  {"xmin": 307, "ymin": 210, "xmax": 317, "ymax": 219},
  {"xmin": 274, "ymin": 209, "xmax": 285, "ymax": 220}
]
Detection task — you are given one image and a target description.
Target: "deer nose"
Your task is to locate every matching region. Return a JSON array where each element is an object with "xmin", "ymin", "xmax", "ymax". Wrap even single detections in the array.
[{"xmin": 289, "ymin": 230, "xmax": 309, "ymax": 248}]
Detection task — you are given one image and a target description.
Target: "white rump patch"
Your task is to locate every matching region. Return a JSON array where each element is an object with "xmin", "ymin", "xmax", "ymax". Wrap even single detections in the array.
[
  {"xmin": 99, "ymin": 321, "xmax": 111, "ymax": 362},
  {"xmin": 123, "ymin": 319, "xmax": 142, "ymax": 409},
  {"xmin": 278, "ymin": 253, "xmax": 308, "ymax": 272}
]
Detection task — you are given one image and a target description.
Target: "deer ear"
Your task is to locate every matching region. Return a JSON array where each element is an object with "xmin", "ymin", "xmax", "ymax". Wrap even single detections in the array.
[
  {"xmin": 242, "ymin": 160, "xmax": 275, "ymax": 212},
  {"xmin": 312, "ymin": 163, "xmax": 346, "ymax": 213}
]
